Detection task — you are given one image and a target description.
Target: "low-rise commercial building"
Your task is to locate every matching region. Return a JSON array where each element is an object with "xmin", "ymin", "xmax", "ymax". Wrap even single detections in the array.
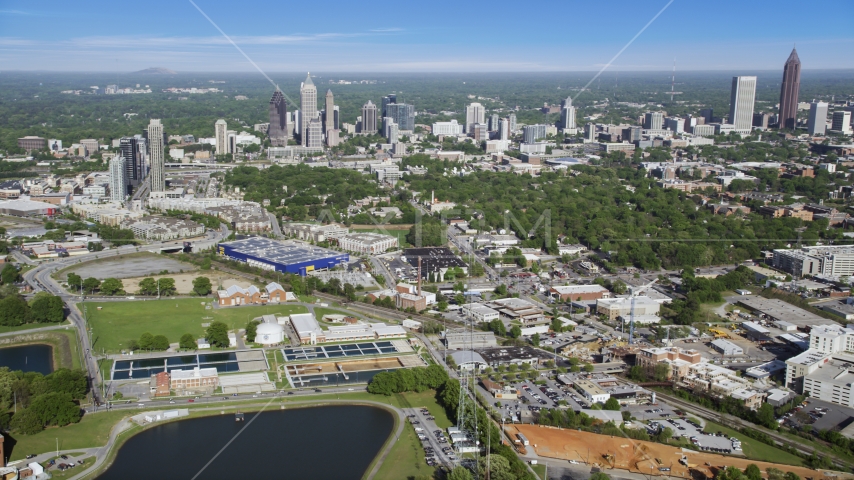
[
  {"xmin": 461, "ymin": 303, "xmax": 500, "ymax": 323},
  {"xmin": 549, "ymin": 284, "xmax": 610, "ymax": 301},
  {"xmin": 596, "ymin": 296, "xmax": 660, "ymax": 321},
  {"xmin": 710, "ymin": 339, "xmax": 744, "ymax": 355},
  {"xmin": 574, "ymin": 379, "xmax": 610, "ymax": 403}
]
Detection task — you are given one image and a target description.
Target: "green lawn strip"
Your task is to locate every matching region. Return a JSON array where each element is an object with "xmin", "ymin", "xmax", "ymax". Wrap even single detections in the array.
[
  {"xmin": 532, "ymin": 463, "xmax": 547, "ymax": 479},
  {"xmin": 85, "ymin": 299, "xmax": 308, "ymax": 352},
  {"xmin": 373, "ymin": 423, "xmax": 434, "ymax": 480},
  {"xmin": 8, "ymin": 410, "xmax": 130, "ymax": 461},
  {"xmin": 703, "ymin": 421, "xmax": 803, "ymax": 466}
]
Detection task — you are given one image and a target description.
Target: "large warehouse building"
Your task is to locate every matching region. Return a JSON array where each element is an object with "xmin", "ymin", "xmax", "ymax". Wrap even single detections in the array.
[{"xmin": 217, "ymin": 237, "xmax": 349, "ymax": 276}]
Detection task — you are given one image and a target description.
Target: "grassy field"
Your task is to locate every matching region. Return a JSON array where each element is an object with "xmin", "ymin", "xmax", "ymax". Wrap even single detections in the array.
[
  {"xmin": 703, "ymin": 421, "xmax": 804, "ymax": 466},
  {"xmin": 86, "ymin": 299, "xmax": 308, "ymax": 353},
  {"xmin": 532, "ymin": 463, "xmax": 547, "ymax": 479},
  {"xmin": 7, "ymin": 410, "xmax": 131, "ymax": 460}
]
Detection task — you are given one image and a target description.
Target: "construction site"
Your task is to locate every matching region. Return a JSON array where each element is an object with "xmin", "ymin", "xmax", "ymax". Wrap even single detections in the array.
[{"xmin": 506, "ymin": 425, "xmax": 853, "ymax": 480}]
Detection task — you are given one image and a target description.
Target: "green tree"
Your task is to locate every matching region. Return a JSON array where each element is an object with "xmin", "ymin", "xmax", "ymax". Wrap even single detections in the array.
[
  {"xmin": 653, "ymin": 362, "xmax": 671, "ymax": 382},
  {"xmin": 717, "ymin": 466, "xmax": 747, "ymax": 480},
  {"xmin": 10, "ymin": 408, "xmax": 43, "ymax": 434},
  {"xmin": 744, "ymin": 465, "xmax": 762, "ymax": 480},
  {"xmin": 583, "ymin": 363, "xmax": 594, "ymax": 373},
  {"xmin": 206, "ymin": 321, "xmax": 230, "ymax": 348},
  {"xmin": 82, "ymin": 277, "xmax": 100, "ymax": 294},
  {"xmin": 1, "ymin": 264, "xmax": 20, "ymax": 284},
  {"xmin": 138, "ymin": 333, "xmax": 154, "ymax": 350},
  {"xmin": 100, "ymin": 278, "xmax": 124, "ymax": 296},
  {"xmin": 29, "ymin": 294, "xmax": 64, "ymax": 323},
  {"xmin": 604, "ymin": 398, "xmax": 621, "ymax": 411},
  {"xmin": 179, "ymin": 333, "xmax": 196, "ymax": 350},
  {"xmin": 531, "ymin": 333, "xmax": 540, "ymax": 346},
  {"xmin": 66, "ymin": 273, "xmax": 82, "ymax": 290},
  {"xmin": 192, "ymin": 276, "xmax": 212, "ymax": 296},
  {"xmin": 448, "ymin": 466, "xmax": 473, "ymax": 480},
  {"xmin": 479, "ymin": 454, "xmax": 515, "ymax": 480},
  {"xmin": 245, "ymin": 320, "xmax": 261, "ymax": 343},
  {"xmin": 509, "ymin": 325, "xmax": 522, "ymax": 338},
  {"xmin": 151, "ymin": 335, "xmax": 170, "ymax": 351},
  {"xmin": 343, "ymin": 283, "xmax": 356, "ymax": 301},
  {"xmin": 157, "ymin": 278, "xmax": 177, "ymax": 296},
  {"xmin": 138, "ymin": 278, "xmax": 157, "ymax": 295},
  {"xmin": 0, "ymin": 295, "xmax": 30, "ymax": 326},
  {"xmin": 757, "ymin": 403, "xmax": 777, "ymax": 429}
]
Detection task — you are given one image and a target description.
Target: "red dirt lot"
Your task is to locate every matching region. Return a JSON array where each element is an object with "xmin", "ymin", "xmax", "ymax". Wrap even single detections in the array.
[{"xmin": 508, "ymin": 424, "xmax": 852, "ymax": 480}]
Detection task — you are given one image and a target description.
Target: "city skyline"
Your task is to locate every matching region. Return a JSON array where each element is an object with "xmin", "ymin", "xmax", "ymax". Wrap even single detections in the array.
[{"xmin": 0, "ymin": 1, "xmax": 852, "ymax": 72}]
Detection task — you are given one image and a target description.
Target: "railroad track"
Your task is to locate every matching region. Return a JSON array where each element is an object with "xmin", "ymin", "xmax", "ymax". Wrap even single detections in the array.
[{"xmin": 654, "ymin": 391, "xmax": 854, "ymax": 470}]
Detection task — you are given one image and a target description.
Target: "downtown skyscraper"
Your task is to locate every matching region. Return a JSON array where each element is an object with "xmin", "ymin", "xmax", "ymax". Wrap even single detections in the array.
[
  {"xmin": 361, "ymin": 100, "xmax": 378, "ymax": 134},
  {"xmin": 108, "ymin": 155, "xmax": 127, "ymax": 202},
  {"xmin": 215, "ymin": 119, "xmax": 228, "ymax": 155},
  {"xmin": 147, "ymin": 119, "xmax": 165, "ymax": 192},
  {"xmin": 300, "ymin": 73, "xmax": 317, "ymax": 146},
  {"xmin": 268, "ymin": 88, "xmax": 288, "ymax": 147},
  {"xmin": 729, "ymin": 76, "xmax": 757, "ymax": 133},
  {"xmin": 778, "ymin": 48, "xmax": 801, "ymax": 130}
]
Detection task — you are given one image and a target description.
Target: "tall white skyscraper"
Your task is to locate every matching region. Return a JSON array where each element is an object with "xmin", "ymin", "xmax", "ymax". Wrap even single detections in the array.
[
  {"xmin": 499, "ymin": 119, "xmax": 510, "ymax": 140},
  {"xmin": 807, "ymin": 102, "xmax": 829, "ymax": 136},
  {"xmin": 729, "ymin": 76, "xmax": 757, "ymax": 133},
  {"xmin": 147, "ymin": 119, "xmax": 165, "ymax": 192},
  {"xmin": 108, "ymin": 155, "xmax": 127, "ymax": 202},
  {"xmin": 465, "ymin": 102, "xmax": 486, "ymax": 133},
  {"xmin": 832, "ymin": 111, "xmax": 853, "ymax": 134},
  {"xmin": 561, "ymin": 98, "xmax": 576, "ymax": 130},
  {"xmin": 300, "ymin": 73, "xmax": 317, "ymax": 146},
  {"xmin": 215, "ymin": 119, "xmax": 228, "ymax": 156},
  {"xmin": 305, "ymin": 119, "xmax": 323, "ymax": 148}
]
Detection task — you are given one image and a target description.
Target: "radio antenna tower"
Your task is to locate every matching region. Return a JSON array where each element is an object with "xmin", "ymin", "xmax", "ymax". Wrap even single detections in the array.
[
  {"xmin": 455, "ymin": 250, "xmax": 480, "ymax": 473},
  {"xmin": 670, "ymin": 58, "xmax": 676, "ymax": 103}
]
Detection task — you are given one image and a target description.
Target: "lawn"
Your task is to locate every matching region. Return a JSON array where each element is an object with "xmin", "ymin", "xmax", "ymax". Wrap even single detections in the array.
[
  {"xmin": 7, "ymin": 410, "xmax": 131, "ymax": 461},
  {"xmin": 703, "ymin": 421, "xmax": 803, "ymax": 466},
  {"xmin": 532, "ymin": 463, "xmax": 547, "ymax": 479},
  {"xmin": 86, "ymin": 299, "xmax": 308, "ymax": 353}
]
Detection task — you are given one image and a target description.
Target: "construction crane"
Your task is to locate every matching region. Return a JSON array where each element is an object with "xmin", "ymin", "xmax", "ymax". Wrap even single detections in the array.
[{"xmin": 629, "ymin": 279, "xmax": 658, "ymax": 345}]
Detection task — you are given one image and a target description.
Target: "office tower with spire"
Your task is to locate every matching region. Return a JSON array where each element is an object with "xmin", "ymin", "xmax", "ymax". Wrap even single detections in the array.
[
  {"xmin": 268, "ymin": 89, "xmax": 288, "ymax": 146},
  {"xmin": 778, "ymin": 48, "xmax": 801, "ymax": 130},
  {"xmin": 215, "ymin": 119, "xmax": 228, "ymax": 155},
  {"xmin": 807, "ymin": 102, "xmax": 828, "ymax": 136},
  {"xmin": 109, "ymin": 155, "xmax": 127, "ymax": 202},
  {"xmin": 465, "ymin": 102, "xmax": 486, "ymax": 133},
  {"xmin": 147, "ymin": 119, "xmax": 165, "ymax": 192},
  {"xmin": 299, "ymin": 73, "xmax": 317, "ymax": 146},
  {"xmin": 361, "ymin": 101, "xmax": 378, "ymax": 134},
  {"xmin": 729, "ymin": 76, "xmax": 757, "ymax": 133}
]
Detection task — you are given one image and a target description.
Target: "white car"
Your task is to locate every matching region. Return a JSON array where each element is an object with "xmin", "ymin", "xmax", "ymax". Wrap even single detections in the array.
[{"xmin": 569, "ymin": 460, "xmax": 580, "ymax": 465}]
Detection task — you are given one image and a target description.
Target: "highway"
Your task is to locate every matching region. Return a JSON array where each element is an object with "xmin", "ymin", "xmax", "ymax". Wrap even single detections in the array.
[{"xmin": 20, "ymin": 224, "xmax": 231, "ymax": 405}]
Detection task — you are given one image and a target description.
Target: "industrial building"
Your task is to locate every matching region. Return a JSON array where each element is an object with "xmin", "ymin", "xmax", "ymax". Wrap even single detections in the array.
[
  {"xmin": 710, "ymin": 339, "xmax": 744, "ymax": 356},
  {"xmin": 443, "ymin": 330, "xmax": 497, "ymax": 350},
  {"xmin": 574, "ymin": 379, "xmax": 611, "ymax": 403},
  {"xmin": 170, "ymin": 367, "xmax": 219, "ymax": 395},
  {"xmin": 448, "ymin": 350, "xmax": 488, "ymax": 372},
  {"xmin": 215, "ymin": 282, "xmax": 294, "ymax": 306},
  {"xmin": 403, "ymin": 247, "xmax": 468, "ymax": 279},
  {"xmin": 476, "ymin": 346, "xmax": 549, "ymax": 368},
  {"xmin": 255, "ymin": 322, "xmax": 286, "ymax": 345},
  {"xmin": 217, "ymin": 237, "xmax": 349, "ymax": 276},
  {"xmin": 549, "ymin": 284, "xmax": 610, "ymax": 301},
  {"xmin": 772, "ymin": 245, "xmax": 854, "ymax": 277},
  {"xmin": 0, "ymin": 198, "xmax": 57, "ymax": 217},
  {"xmin": 461, "ymin": 303, "xmax": 500, "ymax": 323}
]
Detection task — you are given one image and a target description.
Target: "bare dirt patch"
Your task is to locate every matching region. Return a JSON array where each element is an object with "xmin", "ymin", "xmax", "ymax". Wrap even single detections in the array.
[
  {"xmin": 508, "ymin": 424, "xmax": 843, "ymax": 480},
  {"xmin": 121, "ymin": 273, "xmax": 252, "ymax": 295}
]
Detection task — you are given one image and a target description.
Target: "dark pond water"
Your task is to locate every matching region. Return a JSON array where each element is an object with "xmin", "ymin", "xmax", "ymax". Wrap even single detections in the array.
[
  {"xmin": 98, "ymin": 404, "xmax": 394, "ymax": 480},
  {"xmin": 0, "ymin": 344, "xmax": 53, "ymax": 375}
]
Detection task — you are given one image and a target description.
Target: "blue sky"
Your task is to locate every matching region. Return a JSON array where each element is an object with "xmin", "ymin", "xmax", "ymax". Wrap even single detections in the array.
[{"xmin": 1, "ymin": 0, "xmax": 852, "ymax": 72}]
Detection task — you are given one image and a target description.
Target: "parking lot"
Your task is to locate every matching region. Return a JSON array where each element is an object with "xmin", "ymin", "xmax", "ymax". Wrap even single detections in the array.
[
  {"xmin": 654, "ymin": 417, "xmax": 743, "ymax": 454},
  {"xmin": 404, "ymin": 407, "xmax": 455, "ymax": 468},
  {"xmin": 783, "ymin": 398, "xmax": 854, "ymax": 432}
]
